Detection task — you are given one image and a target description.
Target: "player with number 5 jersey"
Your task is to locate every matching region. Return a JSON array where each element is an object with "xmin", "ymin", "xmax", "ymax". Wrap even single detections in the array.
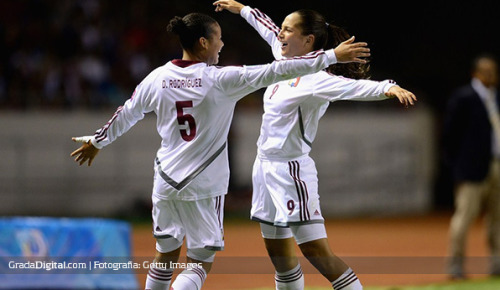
[{"xmin": 70, "ymin": 11, "xmax": 370, "ymax": 290}]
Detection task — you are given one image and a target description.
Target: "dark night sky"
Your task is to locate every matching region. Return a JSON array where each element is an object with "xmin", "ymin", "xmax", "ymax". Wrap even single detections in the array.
[{"xmin": 204, "ymin": 0, "xmax": 500, "ymax": 111}]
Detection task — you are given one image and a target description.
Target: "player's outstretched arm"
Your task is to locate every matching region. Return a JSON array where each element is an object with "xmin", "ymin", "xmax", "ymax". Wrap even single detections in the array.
[
  {"xmin": 70, "ymin": 136, "xmax": 100, "ymax": 166},
  {"xmin": 385, "ymin": 86, "xmax": 417, "ymax": 108},
  {"xmin": 213, "ymin": 0, "xmax": 244, "ymax": 14}
]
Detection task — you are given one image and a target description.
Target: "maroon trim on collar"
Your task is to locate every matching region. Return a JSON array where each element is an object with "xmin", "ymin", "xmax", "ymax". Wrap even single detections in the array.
[{"xmin": 171, "ymin": 59, "xmax": 204, "ymax": 68}]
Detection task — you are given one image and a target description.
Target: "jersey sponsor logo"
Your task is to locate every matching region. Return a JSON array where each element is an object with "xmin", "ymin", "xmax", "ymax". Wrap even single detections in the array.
[
  {"xmin": 288, "ymin": 77, "xmax": 301, "ymax": 87},
  {"xmin": 162, "ymin": 78, "xmax": 202, "ymax": 89}
]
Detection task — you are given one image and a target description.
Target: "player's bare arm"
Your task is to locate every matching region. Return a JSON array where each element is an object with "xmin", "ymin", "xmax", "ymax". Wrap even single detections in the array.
[
  {"xmin": 70, "ymin": 136, "xmax": 100, "ymax": 166},
  {"xmin": 385, "ymin": 86, "xmax": 417, "ymax": 108}
]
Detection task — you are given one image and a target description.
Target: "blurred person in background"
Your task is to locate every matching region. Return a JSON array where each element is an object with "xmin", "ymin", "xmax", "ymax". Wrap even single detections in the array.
[
  {"xmin": 444, "ymin": 54, "xmax": 500, "ymax": 279},
  {"xmin": 216, "ymin": 1, "xmax": 416, "ymax": 289},
  {"xmin": 70, "ymin": 9, "xmax": 370, "ymax": 290}
]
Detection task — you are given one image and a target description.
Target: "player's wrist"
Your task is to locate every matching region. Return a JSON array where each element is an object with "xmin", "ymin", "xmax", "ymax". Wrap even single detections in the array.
[
  {"xmin": 90, "ymin": 136, "xmax": 104, "ymax": 149},
  {"xmin": 383, "ymin": 81, "xmax": 398, "ymax": 97},
  {"xmin": 240, "ymin": 6, "xmax": 251, "ymax": 17},
  {"xmin": 326, "ymin": 49, "xmax": 337, "ymax": 65},
  {"xmin": 235, "ymin": 3, "xmax": 245, "ymax": 13}
]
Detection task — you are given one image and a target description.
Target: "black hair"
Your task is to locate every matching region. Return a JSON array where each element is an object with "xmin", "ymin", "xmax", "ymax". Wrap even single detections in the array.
[
  {"xmin": 294, "ymin": 9, "xmax": 370, "ymax": 79},
  {"xmin": 167, "ymin": 13, "xmax": 218, "ymax": 51}
]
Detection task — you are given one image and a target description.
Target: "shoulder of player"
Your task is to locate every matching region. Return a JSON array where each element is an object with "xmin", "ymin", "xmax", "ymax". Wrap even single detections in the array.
[
  {"xmin": 208, "ymin": 64, "xmax": 244, "ymax": 71},
  {"xmin": 144, "ymin": 65, "xmax": 165, "ymax": 79},
  {"xmin": 202, "ymin": 64, "xmax": 246, "ymax": 81},
  {"xmin": 301, "ymin": 70, "xmax": 345, "ymax": 85},
  {"xmin": 317, "ymin": 70, "xmax": 349, "ymax": 79}
]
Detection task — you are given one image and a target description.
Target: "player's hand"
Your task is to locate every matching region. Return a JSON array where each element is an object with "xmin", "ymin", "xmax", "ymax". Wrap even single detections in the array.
[
  {"xmin": 333, "ymin": 36, "xmax": 370, "ymax": 64},
  {"xmin": 70, "ymin": 136, "xmax": 100, "ymax": 166},
  {"xmin": 213, "ymin": 0, "xmax": 244, "ymax": 14},
  {"xmin": 385, "ymin": 86, "xmax": 417, "ymax": 108}
]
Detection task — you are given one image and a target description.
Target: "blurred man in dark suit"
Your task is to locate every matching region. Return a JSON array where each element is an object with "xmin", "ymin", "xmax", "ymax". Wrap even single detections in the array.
[{"xmin": 444, "ymin": 54, "xmax": 500, "ymax": 279}]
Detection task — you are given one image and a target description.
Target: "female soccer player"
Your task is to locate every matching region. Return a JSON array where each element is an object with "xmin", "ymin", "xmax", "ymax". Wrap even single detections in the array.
[
  {"xmin": 70, "ymin": 11, "xmax": 370, "ymax": 290},
  {"xmin": 215, "ymin": 1, "xmax": 417, "ymax": 289}
]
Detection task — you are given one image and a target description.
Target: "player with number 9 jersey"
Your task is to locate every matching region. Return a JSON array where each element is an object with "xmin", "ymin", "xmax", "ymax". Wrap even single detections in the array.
[{"xmin": 215, "ymin": 1, "xmax": 417, "ymax": 289}]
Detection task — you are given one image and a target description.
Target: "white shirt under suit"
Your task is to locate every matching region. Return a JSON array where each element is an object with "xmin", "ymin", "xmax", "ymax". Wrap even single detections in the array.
[{"xmin": 241, "ymin": 6, "xmax": 398, "ymax": 226}]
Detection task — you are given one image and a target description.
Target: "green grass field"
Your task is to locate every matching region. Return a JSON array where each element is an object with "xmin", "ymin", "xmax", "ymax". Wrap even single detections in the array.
[{"xmin": 250, "ymin": 277, "xmax": 500, "ymax": 290}]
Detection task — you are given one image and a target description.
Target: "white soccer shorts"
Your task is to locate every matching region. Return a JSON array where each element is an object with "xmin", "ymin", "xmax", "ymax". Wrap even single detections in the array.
[
  {"xmin": 251, "ymin": 155, "xmax": 324, "ymax": 227},
  {"xmin": 152, "ymin": 194, "xmax": 225, "ymax": 252}
]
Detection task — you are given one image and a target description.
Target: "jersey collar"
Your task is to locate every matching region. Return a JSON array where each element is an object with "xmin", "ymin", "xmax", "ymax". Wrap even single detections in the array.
[{"xmin": 171, "ymin": 59, "xmax": 204, "ymax": 68}]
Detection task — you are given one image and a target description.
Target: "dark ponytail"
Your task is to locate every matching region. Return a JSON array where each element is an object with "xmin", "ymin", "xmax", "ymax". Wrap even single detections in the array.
[
  {"xmin": 295, "ymin": 10, "xmax": 370, "ymax": 79},
  {"xmin": 325, "ymin": 23, "xmax": 370, "ymax": 79},
  {"xmin": 167, "ymin": 13, "xmax": 218, "ymax": 51}
]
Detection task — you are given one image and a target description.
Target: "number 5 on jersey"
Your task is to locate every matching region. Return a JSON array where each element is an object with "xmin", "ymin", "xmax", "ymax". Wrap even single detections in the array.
[{"xmin": 176, "ymin": 101, "xmax": 197, "ymax": 141}]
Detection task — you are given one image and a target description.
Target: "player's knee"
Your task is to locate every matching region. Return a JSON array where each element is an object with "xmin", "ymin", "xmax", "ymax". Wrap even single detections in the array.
[
  {"xmin": 187, "ymin": 247, "xmax": 216, "ymax": 263},
  {"xmin": 156, "ymin": 236, "xmax": 183, "ymax": 254},
  {"xmin": 298, "ymin": 241, "xmax": 322, "ymax": 257},
  {"xmin": 297, "ymin": 238, "xmax": 334, "ymax": 259}
]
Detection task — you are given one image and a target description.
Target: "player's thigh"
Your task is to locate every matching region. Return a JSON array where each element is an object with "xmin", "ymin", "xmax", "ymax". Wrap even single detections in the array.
[
  {"xmin": 152, "ymin": 195, "xmax": 185, "ymax": 253},
  {"xmin": 180, "ymin": 195, "xmax": 225, "ymax": 252},
  {"xmin": 266, "ymin": 156, "xmax": 323, "ymax": 226},
  {"xmin": 251, "ymin": 158, "xmax": 279, "ymax": 223}
]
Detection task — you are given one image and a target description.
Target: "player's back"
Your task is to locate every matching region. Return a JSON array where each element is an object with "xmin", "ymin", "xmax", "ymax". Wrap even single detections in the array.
[{"xmin": 147, "ymin": 60, "xmax": 238, "ymax": 195}]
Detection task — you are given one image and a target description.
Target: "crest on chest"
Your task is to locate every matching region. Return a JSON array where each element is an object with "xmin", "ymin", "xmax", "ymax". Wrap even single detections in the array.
[
  {"xmin": 288, "ymin": 77, "xmax": 301, "ymax": 87},
  {"xmin": 267, "ymin": 77, "xmax": 302, "ymax": 100}
]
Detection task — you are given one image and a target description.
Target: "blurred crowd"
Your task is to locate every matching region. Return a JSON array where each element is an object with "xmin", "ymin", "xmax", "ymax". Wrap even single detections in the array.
[
  {"xmin": 0, "ymin": 0, "xmax": 180, "ymax": 110},
  {"xmin": 1, "ymin": 0, "xmax": 498, "ymax": 113}
]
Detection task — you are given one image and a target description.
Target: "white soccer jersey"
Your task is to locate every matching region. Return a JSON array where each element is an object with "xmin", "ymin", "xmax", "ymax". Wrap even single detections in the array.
[
  {"xmin": 89, "ymin": 50, "xmax": 338, "ymax": 200},
  {"xmin": 241, "ymin": 6, "xmax": 397, "ymax": 160}
]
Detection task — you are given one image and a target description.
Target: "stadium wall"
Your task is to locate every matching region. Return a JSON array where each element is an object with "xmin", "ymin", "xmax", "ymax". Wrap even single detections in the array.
[{"xmin": 0, "ymin": 108, "xmax": 435, "ymax": 217}]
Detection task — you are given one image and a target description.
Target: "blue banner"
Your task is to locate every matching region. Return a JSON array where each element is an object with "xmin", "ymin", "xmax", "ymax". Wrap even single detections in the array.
[{"xmin": 0, "ymin": 217, "xmax": 138, "ymax": 289}]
